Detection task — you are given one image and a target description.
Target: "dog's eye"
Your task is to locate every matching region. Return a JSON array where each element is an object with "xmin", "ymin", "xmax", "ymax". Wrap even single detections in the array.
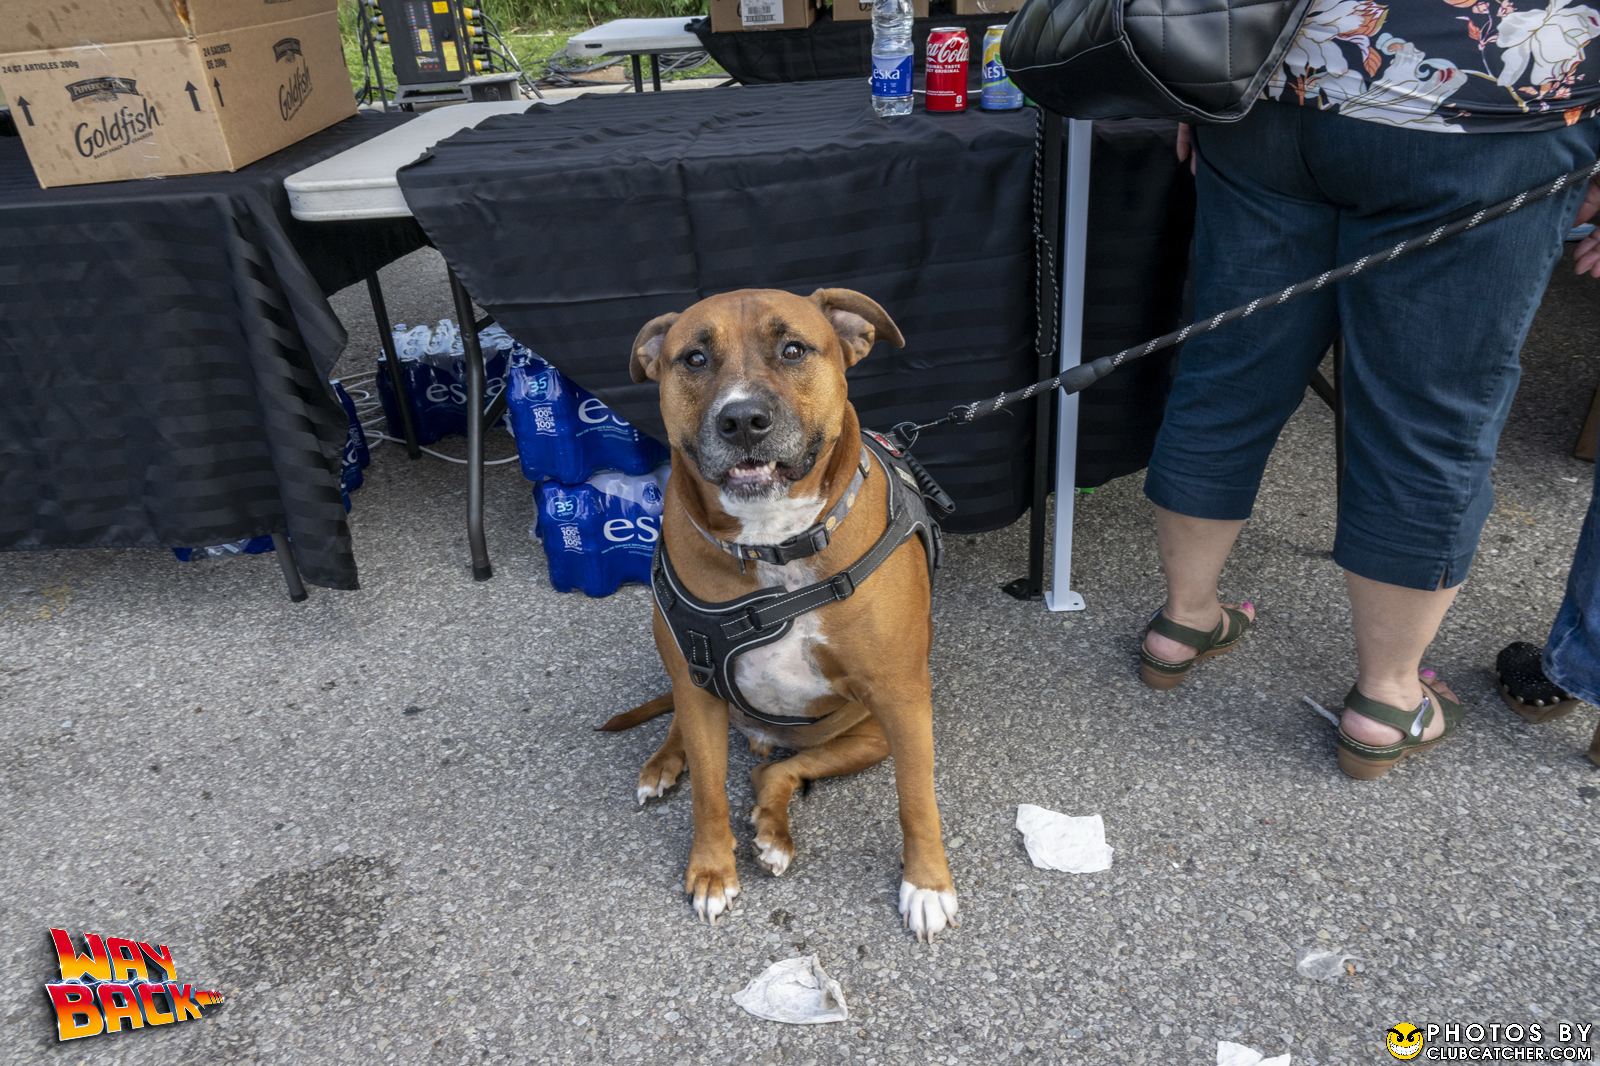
[
  {"xmin": 780, "ymin": 341, "xmax": 807, "ymax": 362},
  {"xmin": 682, "ymin": 350, "xmax": 708, "ymax": 369}
]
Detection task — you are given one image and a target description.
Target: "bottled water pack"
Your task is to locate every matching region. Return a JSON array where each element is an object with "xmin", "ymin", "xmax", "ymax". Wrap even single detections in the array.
[
  {"xmin": 533, "ymin": 466, "xmax": 668, "ymax": 597},
  {"xmin": 505, "ymin": 344, "xmax": 667, "ymax": 484},
  {"xmin": 375, "ymin": 319, "xmax": 512, "ymax": 445}
]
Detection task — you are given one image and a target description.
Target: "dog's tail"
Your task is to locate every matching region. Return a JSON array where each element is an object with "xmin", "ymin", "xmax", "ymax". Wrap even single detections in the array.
[{"xmin": 595, "ymin": 692, "xmax": 674, "ymax": 732}]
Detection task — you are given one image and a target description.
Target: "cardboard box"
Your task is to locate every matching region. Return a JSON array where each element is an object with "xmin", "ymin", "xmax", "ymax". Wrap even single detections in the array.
[
  {"xmin": 832, "ymin": 0, "xmax": 929, "ymax": 21},
  {"xmin": 0, "ymin": 0, "xmax": 356, "ymax": 188},
  {"xmin": 952, "ymin": 0, "xmax": 1021, "ymax": 15},
  {"xmin": 709, "ymin": 0, "xmax": 820, "ymax": 32}
]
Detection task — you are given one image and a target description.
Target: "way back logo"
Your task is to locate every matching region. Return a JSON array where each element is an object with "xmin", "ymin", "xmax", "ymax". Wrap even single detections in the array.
[
  {"xmin": 44, "ymin": 929, "xmax": 224, "ymax": 1041},
  {"xmin": 274, "ymin": 36, "xmax": 313, "ymax": 121},
  {"xmin": 65, "ymin": 76, "xmax": 160, "ymax": 159}
]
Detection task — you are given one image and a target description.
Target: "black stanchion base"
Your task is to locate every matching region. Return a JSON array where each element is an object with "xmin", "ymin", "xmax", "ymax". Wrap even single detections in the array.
[
  {"xmin": 473, "ymin": 564, "xmax": 494, "ymax": 581},
  {"xmin": 1000, "ymin": 577, "xmax": 1043, "ymax": 602}
]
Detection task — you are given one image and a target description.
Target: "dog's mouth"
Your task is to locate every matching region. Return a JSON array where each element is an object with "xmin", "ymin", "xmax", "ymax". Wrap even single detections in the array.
[
  {"xmin": 703, "ymin": 435, "xmax": 822, "ymax": 499},
  {"xmin": 718, "ymin": 455, "xmax": 809, "ymax": 497}
]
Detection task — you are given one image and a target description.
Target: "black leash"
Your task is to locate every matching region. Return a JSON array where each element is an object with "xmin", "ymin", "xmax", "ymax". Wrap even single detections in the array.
[{"xmin": 895, "ymin": 156, "xmax": 1600, "ymax": 443}]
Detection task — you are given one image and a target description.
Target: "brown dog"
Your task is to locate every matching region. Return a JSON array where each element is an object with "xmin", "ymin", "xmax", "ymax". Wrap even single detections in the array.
[{"xmin": 610, "ymin": 287, "xmax": 957, "ymax": 940}]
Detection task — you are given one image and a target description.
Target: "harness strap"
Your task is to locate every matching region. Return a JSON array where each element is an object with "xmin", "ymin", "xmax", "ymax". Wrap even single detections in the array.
[{"xmin": 650, "ymin": 433, "xmax": 942, "ymax": 728}]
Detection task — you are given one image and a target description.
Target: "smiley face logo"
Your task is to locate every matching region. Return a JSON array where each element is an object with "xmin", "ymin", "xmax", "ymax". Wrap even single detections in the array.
[{"xmin": 1386, "ymin": 1022, "xmax": 1425, "ymax": 1060}]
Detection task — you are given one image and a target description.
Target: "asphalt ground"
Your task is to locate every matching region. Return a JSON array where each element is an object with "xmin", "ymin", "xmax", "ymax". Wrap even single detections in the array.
[{"xmin": 1, "ymin": 247, "xmax": 1596, "ymax": 1065}]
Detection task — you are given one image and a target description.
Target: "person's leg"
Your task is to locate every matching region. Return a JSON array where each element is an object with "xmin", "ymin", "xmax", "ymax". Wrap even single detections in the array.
[
  {"xmin": 1543, "ymin": 450, "xmax": 1600, "ymax": 707},
  {"xmin": 1313, "ymin": 110, "xmax": 1600, "ymax": 749},
  {"xmin": 1142, "ymin": 103, "xmax": 1339, "ymax": 665}
]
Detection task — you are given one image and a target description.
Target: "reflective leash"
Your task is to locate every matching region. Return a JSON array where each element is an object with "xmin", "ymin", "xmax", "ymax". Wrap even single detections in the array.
[{"xmin": 893, "ymin": 156, "xmax": 1600, "ymax": 447}]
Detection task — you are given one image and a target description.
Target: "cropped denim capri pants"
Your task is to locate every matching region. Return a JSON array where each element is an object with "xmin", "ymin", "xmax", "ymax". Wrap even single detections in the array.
[{"xmin": 1144, "ymin": 102, "xmax": 1600, "ymax": 591}]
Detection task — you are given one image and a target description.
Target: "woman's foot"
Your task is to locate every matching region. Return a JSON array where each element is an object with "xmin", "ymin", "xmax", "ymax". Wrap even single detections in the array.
[
  {"xmin": 1340, "ymin": 670, "xmax": 1456, "ymax": 747},
  {"xmin": 1139, "ymin": 600, "xmax": 1255, "ymax": 689},
  {"xmin": 1335, "ymin": 671, "xmax": 1465, "ymax": 780}
]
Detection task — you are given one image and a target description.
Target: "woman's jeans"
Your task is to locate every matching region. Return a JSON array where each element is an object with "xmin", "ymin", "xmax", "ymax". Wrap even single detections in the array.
[
  {"xmin": 1145, "ymin": 102, "xmax": 1600, "ymax": 590},
  {"xmin": 1545, "ymin": 455, "xmax": 1600, "ymax": 705}
]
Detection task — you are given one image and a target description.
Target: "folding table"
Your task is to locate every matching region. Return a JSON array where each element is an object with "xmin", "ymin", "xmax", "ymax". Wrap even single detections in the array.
[
  {"xmin": 286, "ymin": 101, "xmax": 538, "ymax": 580},
  {"xmin": 564, "ymin": 18, "xmax": 704, "ymax": 93}
]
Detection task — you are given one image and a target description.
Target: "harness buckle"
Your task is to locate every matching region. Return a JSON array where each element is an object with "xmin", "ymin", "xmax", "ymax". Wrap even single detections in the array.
[
  {"xmin": 687, "ymin": 664, "xmax": 713, "ymax": 688},
  {"xmin": 829, "ymin": 572, "xmax": 855, "ymax": 600}
]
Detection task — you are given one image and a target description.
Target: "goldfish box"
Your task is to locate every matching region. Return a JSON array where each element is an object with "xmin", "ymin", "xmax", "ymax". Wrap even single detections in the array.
[{"xmin": 0, "ymin": 0, "xmax": 355, "ymax": 189}]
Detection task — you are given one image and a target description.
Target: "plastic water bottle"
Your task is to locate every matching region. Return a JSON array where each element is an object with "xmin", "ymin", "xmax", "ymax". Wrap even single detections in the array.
[
  {"xmin": 505, "ymin": 344, "xmax": 669, "ymax": 484},
  {"xmin": 871, "ymin": 0, "xmax": 914, "ymax": 117},
  {"xmin": 533, "ymin": 465, "xmax": 668, "ymax": 597}
]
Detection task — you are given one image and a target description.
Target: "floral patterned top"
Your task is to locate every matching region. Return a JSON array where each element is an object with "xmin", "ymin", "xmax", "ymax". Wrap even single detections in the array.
[{"xmin": 1263, "ymin": 0, "xmax": 1600, "ymax": 131}]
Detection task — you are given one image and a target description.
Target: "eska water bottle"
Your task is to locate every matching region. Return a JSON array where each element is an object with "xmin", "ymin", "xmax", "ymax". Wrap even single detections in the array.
[
  {"xmin": 505, "ymin": 344, "xmax": 667, "ymax": 485},
  {"xmin": 533, "ymin": 466, "xmax": 669, "ymax": 596}
]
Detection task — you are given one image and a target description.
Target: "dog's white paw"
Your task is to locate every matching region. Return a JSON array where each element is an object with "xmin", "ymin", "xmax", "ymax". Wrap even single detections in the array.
[
  {"xmin": 636, "ymin": 770, "xmax": 679, "ymax": 806},
  {"xmin": 899, "ymin": 880, "xmax": 959, "ymax": 942},
  {"xmin": 754, "ymin": 836, "xmax": 793, "ymax": 877},
  {"xmin": 692, "ymin": 881, "xmax": 740, "ymax": 925}
]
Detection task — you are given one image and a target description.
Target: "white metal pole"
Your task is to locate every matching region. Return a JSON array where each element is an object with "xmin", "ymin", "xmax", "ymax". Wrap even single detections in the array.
[{"xmin": 1045, "ymin": 118, "xmax": 1091, "ymax": 613}]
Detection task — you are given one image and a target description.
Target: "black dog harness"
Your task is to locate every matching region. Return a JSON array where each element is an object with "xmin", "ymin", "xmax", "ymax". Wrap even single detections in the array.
[{"xmin": 652, "ymin": 431, "xmax": 949, "ymax": 729}]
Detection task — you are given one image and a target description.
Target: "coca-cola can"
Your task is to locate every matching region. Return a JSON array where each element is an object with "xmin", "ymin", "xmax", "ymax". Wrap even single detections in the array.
[{"xmin": 924, "ymin": 27, "xmax": 969, "ymax": 112}]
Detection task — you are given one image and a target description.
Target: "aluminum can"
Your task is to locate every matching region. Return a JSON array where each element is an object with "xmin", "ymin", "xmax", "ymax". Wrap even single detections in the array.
[
  {"xmin": 924, "ymin": 27, "xmax": 969, "ymax": 112},
  {"xmin": 980, "ymin": 25, "xmax": 1024, "ymax": 110}
]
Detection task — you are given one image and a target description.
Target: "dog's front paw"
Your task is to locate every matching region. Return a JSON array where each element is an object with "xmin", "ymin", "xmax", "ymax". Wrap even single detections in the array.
[
  {"xmin": 636, "ymin": 749, "xmax": 685, "ymax": 806},
  {"xmin": 899, "ymin": 880, "xmax": 959, "ymax": 942},
  {"xmin": 748, "ymin": 805, "xmax": 795, "ymax": 877},
  {"xmin": 686, "ymin": 860, "xmax": 741, "ymax": 925}
]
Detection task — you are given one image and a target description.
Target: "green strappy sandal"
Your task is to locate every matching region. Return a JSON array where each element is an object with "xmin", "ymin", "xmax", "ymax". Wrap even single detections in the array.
[
  {"xmin": 1139, "ymin": 604, "xmax": 1254, "ymax": 690},
  {"xmin": 1336, "ymin": 680, "xmax": 1464, "ymax": 780}
]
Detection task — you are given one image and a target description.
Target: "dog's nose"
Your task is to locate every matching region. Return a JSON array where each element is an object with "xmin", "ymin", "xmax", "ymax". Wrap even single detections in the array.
[{"xmin": 717, "ymin": 398, "xmax": 773, "ymax": 448}]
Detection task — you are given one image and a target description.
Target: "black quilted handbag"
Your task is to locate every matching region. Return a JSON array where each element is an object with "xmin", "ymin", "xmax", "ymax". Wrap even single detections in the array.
[{"xmin": 1000, "ymin": 0, "xmax": 1315, "ymax": 123}]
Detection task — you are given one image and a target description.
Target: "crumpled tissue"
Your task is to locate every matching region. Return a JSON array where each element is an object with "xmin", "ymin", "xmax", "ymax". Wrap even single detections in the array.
[
  {"xmin": 732, "ymin": 955, "xmax": 848, "ymax": 1024},
  {"xmin": 1295, "ymin": 946, "xmax": 1358, "ymax": 981},
  {"xmin": 1015, "ymin": 805, "xmax": 1115, "ymax": 873},
  {"xmin": 1218, "ymin": 1040, "xmax": 1291, "ymax": 1065}
]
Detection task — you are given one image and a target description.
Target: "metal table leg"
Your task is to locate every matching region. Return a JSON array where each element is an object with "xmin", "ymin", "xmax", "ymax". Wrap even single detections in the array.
[
  {"xmin": 1045, "ymin": 118, "xmax": 1092, "ymax": 613},
  {"xmin": 271, "ymin": 534, "xmax": 308, "ymax": 602},
  {"xmin": 1307, "ymin": 339, "xmax": 1346, "ymax": 506},
  {"xmin": 650, "ymin": 54, "xmax": 663, "ymax": 91},
  {"xmin": 367, "ymin": 272, "xmax": 420, "ymax": 459},
  {"xmin": 448, "ymin": 265, "xmax": 493, "ymax": 581},
  {"xmin": 632, "ymin": 54, "xmax": 644, "ymax": 93}
]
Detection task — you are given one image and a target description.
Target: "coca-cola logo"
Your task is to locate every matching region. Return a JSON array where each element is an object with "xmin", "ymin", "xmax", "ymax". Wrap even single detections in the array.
[{"xmin": 927, "ymin": 37, "xmax": 969, "ymax": 64}]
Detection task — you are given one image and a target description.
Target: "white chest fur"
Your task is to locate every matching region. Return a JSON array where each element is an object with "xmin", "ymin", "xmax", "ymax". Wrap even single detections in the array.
[{"xmin": 721, "ymin": 490, "xmax": 835, "ymax": 720}]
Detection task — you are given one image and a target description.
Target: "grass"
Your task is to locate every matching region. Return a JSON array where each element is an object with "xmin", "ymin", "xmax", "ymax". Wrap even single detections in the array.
[{"xmin": 338, "ymin": 0, "xmax": 721, "ymax": 94}]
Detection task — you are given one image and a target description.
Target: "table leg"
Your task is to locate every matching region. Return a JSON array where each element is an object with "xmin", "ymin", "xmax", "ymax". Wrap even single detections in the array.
[
  {"xmin": 1046, "ymin": 118, "xmax": 1092, "ymax": 614},
  {"xmin": 367, "ymin": 272, "xmax": 420, "ymax": 460},
  {"xmin": 632, "ymin": 54, "xmax": 644, "ymax": 94},
  {"xmin": 272, "ymin": 534, "xmax": 309, "ymax": 602},
  {"xmin": 448, "ymin": 265, "xmax": 493, "ymax": 581},
  {"xmin": 1005, "ymin": 109, "xmax": 1063, "ymax": 602},
  {"xmin": 1307, "ymin": 339, "xmax": 1346, "ymax": 506},
  {"xmin": 650, "ymin": 54, "xmax": 663, "ymax": 92}
]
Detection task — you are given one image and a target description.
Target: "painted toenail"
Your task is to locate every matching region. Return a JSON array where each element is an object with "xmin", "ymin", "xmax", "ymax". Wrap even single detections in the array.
[{"xmin": 1421, "ymin": 668, "xmax": 1436, "ymax": 680}]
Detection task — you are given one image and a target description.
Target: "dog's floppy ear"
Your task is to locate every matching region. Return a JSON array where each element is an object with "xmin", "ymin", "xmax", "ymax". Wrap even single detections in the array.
[
  {"xmin": 629, "ymin": 312, "xmax": 679, "ymax": 384},
  {"xmin": 811, "ymin": 288, "xmax": 905, "ymax": 368}
]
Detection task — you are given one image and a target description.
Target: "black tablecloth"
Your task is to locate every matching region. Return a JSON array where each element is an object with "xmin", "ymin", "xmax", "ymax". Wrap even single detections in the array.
[
  {"xmin": 693, "ymin": 9, "xmax": 1009, "ymax": 87},
  {"xmin": 0, "ymin": 111, "xmax": 425, "ymax": 590},
  {"xmin": 398, "ymin": 81, "xmax": 1193, "ymax": 531},
  {"xmin": 401, "ymin": 80, "xmax": 1038, "ymax": 530}
]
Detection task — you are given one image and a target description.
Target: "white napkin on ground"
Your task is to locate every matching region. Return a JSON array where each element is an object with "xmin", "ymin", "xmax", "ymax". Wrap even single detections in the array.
[
  {"xmin": 1218, "ymin": 1041, "xmax": 1291, "ymax": 1065},
  {"xmin": 1015, "ymin": 805, "xmax": 1115, "ymax": 873},
  {"xmin": 732, "ymin": 955, "xmax": 848, "ymax": 1024}
]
